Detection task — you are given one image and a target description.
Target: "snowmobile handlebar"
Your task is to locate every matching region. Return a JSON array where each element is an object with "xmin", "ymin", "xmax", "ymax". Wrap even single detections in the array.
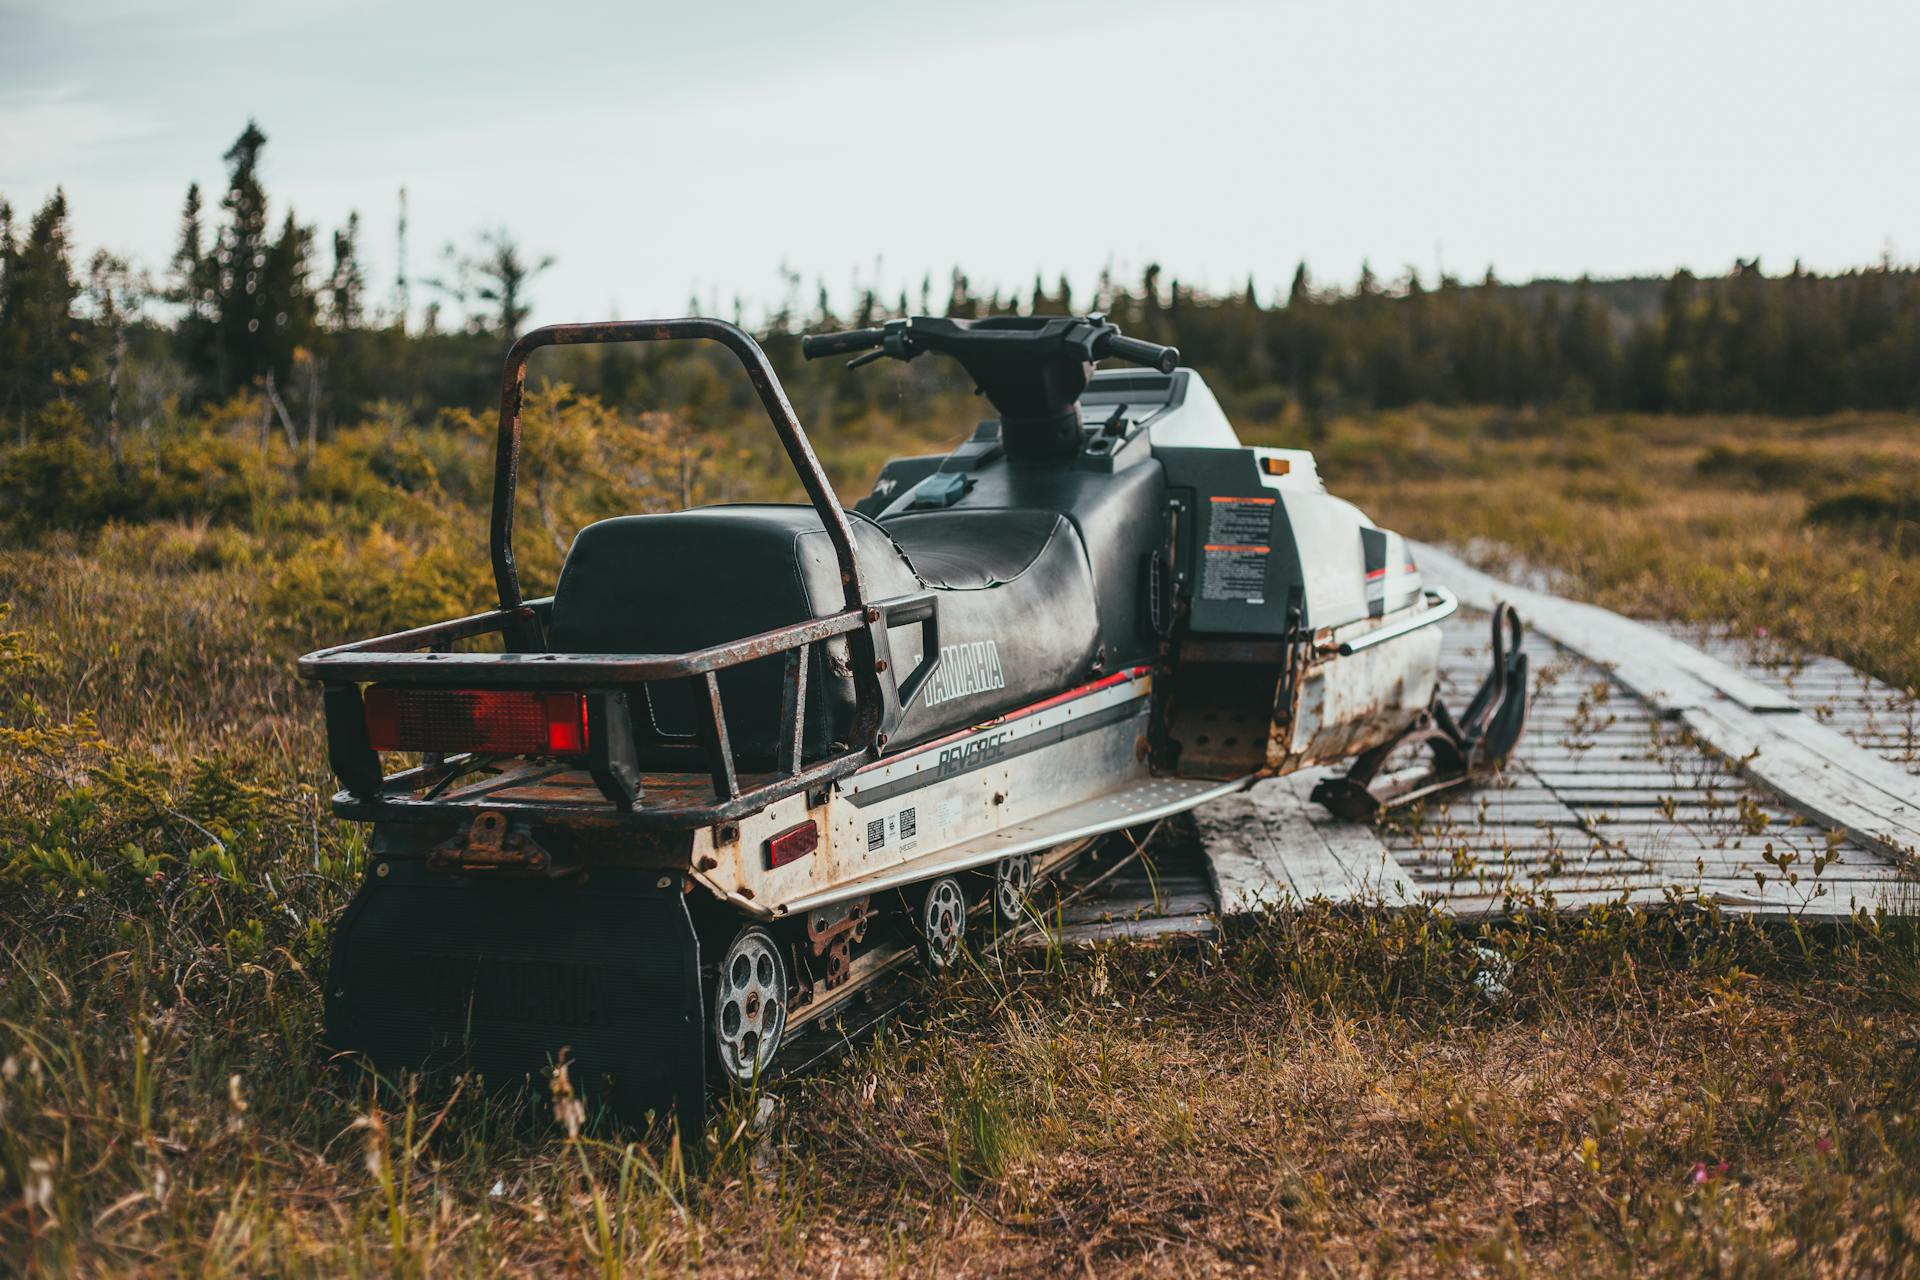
[
  {"xmin": 800, "ymin": 316, "xmax": 1180, "ymax": 375},
  {"xmin": 805, "ymin": 315, "xmax": 1181, "ymax": 461},
  {"xmin": 1102, "ymin": 333, "xmax": 1180, "ymax": 374},
  {"xmin": 799, "ymin": 327, "xmax": 887, "ymax": 359}
]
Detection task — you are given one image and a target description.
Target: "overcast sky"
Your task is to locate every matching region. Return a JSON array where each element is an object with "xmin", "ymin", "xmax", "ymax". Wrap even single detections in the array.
[{"xmin": 3, "ymin": 0, "xmax": 1916, "ymax": 328}]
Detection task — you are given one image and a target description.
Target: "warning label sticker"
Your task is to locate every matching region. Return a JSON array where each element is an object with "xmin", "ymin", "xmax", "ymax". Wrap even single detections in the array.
[
  {"xmin": 1202, "ymin": 497, "xmax": 1275, "ymax": 603},
  {"xmin": 1202, "ymin": 546, "xmax": 1269, "ymax": 602}
]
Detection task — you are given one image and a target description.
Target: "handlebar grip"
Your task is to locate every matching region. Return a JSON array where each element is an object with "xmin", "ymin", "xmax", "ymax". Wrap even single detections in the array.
[
  {"xmin": 800, "ymin": 328, "xmax": 885, "ymax": 360},
  {"xmin": 1103, "ymin": 334, "xmax": 1180, "ymax": 374}
]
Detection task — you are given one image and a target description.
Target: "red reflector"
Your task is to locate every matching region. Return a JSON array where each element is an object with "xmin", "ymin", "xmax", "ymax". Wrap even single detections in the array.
[
  {"xmin": 764, "ymin": 821, "xmax": 819, "ymax": 870},
  {"xmin": 363, "ymin": 687, "xmax": 589, "ymax": 756}
]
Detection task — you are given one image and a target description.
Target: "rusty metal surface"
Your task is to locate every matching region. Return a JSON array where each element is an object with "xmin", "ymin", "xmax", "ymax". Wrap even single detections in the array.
[
  {"xmin": 1267, "ymin": 624, "xmax": 1441, "ymax": 773},
  {"xmin": 1163, "ymin": 659, "xmax": 1284, "ymax": 778},
  {"xmin": 477, "ymin": 768, "xmax": 776, "ymax": 808},
  {"xmin": 802, "ymin": 896, "xmax": 872, "ymax": 992},
  {"xmin": 426, "ymin": 809, "xmax": 562, "ymax": 874},
  {"xmin": 489, "ymin": 319, "xmax": 868, "ymax": 620},
  {"xmin": 329, "ymin": 760, "xmax": 833, "ymax": 831},
  {"xmin": 299, "ymin": 317, "xmax": 898, "ymax": 832},
  {"xmin": 298, "ymin": 608, "xmax": 867, "ymax": 684}
]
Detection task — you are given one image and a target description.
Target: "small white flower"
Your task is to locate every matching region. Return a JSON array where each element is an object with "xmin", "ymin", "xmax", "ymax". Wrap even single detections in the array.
[{"xmin": 26, "ymin": 1155, "xmax": 57, "ymax": 1224}]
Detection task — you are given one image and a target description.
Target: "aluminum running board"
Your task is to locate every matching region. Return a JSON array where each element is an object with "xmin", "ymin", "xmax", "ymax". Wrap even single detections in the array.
[{"xmin": 775, "ymin": 775, "xmax": 1253, "ymax": 916}]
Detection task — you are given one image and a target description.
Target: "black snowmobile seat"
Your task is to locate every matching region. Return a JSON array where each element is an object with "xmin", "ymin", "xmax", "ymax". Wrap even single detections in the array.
[{"xmin": 546, "ymin": 504, "xmax": 1101, "ymax": 768}]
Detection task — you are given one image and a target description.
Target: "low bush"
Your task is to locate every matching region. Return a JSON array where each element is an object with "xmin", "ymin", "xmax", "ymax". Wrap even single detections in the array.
[{"xmin": 1806, "ymin": 482, "xmax": 1920, "ymax": 553}]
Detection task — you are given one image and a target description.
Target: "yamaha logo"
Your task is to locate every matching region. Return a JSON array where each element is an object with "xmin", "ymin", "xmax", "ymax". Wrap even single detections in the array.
[{"xmin": 922, "ymin": 640, "xmax": 1005, "ymax": 708}]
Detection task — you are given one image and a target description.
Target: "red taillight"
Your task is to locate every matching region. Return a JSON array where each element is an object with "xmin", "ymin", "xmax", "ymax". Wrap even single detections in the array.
[
  {"xmin": 764, "ymin": 820, "xmax": 819, "ymax": 869},
  {"xmin": 363, "ymin": 687, "xmax": 589, "ymax": 756}
]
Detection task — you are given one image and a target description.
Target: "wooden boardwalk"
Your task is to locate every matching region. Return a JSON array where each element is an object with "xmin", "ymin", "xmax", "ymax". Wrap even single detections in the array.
[
  {"xmin": 1652, "ymin": 622, "xmax": 1920, "ymax": 778},
  {"xmin": 1381, "ymin": 612, "xmax": 1916, "ymax": 917},
  {"xmin": 1191, "ymin": 555, "xmax": 1920, "ymax": 921}
]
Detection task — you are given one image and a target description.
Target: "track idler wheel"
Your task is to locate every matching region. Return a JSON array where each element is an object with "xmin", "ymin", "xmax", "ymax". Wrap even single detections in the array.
[
  {"xmin": 914, "ymin": 876, "xmax": 968, "ymax": 972},
  {"xmin": 989, "ymin": 854, "xmax": 1034, "ymax": 928},
  {"xmin": 713, "ymin": 926, "xmax": 789, "ymax": 1086}
]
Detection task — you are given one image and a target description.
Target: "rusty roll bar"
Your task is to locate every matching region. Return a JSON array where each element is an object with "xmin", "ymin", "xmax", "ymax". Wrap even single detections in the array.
[
  {"xmin": 491, "ymin": 318, "xmax": 869, "ymax": 620},
  {"xmin": 294, "ymin": 318, "xmax": 911, "ymax": 821}
]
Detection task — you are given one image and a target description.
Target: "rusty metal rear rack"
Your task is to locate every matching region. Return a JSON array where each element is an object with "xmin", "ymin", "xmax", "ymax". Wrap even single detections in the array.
[{"xmin": 297, "ymin": 319, "xmax": 934, "ymax": 831}]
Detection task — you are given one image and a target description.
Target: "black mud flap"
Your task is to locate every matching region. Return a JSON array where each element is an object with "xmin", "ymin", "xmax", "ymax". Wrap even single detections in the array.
[{"xmin": 324, "ymin": 860, "xmax": 706, "ymax": 1140}]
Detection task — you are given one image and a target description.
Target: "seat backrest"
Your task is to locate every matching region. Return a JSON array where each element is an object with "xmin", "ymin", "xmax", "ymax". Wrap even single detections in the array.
[{"xmin": 548, "ymin": 505, "xmax": 918, "ymax": 767}]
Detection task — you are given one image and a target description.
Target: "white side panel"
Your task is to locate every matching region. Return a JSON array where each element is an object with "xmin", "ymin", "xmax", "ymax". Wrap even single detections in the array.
[
  {"xmin": 1145, "ymin": 370, "xmax": 1241, "ymax": 447},
  {"xmin": 690, "ymin": 674, "xmax": 1163, "ymax": 915},
  {"xmin": 1282, "ymin": 490, "xmax": 1374, "ymax": 629},
  {"xmin": 783, "ymin": 775, "xmax": 1250, "ymax": 916},
  {"xmin": 1372, "ymin": 529, "xmax": 1424, "ymax": 615}
]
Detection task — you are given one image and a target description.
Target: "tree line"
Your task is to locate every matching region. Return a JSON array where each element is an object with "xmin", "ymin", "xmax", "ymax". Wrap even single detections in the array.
[{"xmin": 2, "ymin": 120, "xmax": 1917, "ymax": 454}]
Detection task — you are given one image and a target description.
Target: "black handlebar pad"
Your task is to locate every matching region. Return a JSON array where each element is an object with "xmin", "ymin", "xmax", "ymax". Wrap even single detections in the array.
[
  {"xmin": 1101, "ymin": 333, "xmax": 1180, "ymax": 374},
  {"xmin": 800, "ymin": 328, "xmax": 885, "ymax": 360}
]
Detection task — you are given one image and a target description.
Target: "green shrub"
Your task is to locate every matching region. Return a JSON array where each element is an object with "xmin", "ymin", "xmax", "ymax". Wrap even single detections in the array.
[
  {"xmin": 1694, "ymin": 439, "xmax": 1875, "ymax": 493},
  {"xmin": 138, "ymin": 434, "xmax": 268, "ymax": 523},
  {"xmin": 0, "ymin": 417, "xmax": 270, "ymax": 534},
  {"xmin": 0, "ymin": 433, "xmax": 120, "ymax": 530},
  {"xmin": 1805, "ymin": 482, "xmax": 1920, "ymax": 552},
  {"xmin": 299, "ymin": 419, "xmax": 445, "ymax": 516},
  {"xmin": 94, "ymin": 519, "xmax": 261, "ymax": 573},
  {"xmin": 261, "ymin": 524, "xmax": 491, "ymax": 643}
]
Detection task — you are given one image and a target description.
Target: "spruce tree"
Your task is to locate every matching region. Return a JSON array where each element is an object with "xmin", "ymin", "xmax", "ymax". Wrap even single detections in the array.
[
  {"xmin": 441, "ymin": 230, "xmax": 553, "ymax": 338},
  {"xmin": 212, "ymin": 120, "xmax": 272, "ymax": 392},
  {"xmin": 169, "ymin": 183, "xmax": 207, "ymax": 319},
  {"xmin": 261, "ymin": 209, "xmax": 318, "ymax": 381},
  {"xmin": 326, "ymin": 211, "xmax": 366, "ymax": 330},
  {"xmin": 1287, "ymin": 262, "xmax": 1312, "ymax": 308},
  {"xmin": 170, "ymin": 183, "xmax": 216, "ymax": 389},
  {"xmin": 0, "ymin": 199, "xmax": 15, "ymax": 425},
  {"xmin": 0, "ymin": 190, "xmax": 80, "ymax": 432}
]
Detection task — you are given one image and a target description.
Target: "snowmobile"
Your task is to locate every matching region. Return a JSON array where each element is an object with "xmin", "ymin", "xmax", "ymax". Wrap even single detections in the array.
[{"xmin": 300, "ymin": 314, "xmax": 1527, "ymax": 1134}]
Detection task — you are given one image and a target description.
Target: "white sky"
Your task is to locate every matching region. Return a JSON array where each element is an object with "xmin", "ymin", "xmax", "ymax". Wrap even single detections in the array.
[{"xmin": 3, "ymin": 0, "xmax": 1916, "ymax": 328}]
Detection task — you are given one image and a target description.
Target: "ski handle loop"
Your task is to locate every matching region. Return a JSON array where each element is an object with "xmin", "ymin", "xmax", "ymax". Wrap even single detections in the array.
[
  {"xmin": 491, "ymin": 319, "xmax": 868, "ymax": 624},
  {"xmin": 1456, "ymin": 601, "xmax": 1527, "ymax": 762},
  {"xmin": 1458, "ymin": 602, "xmax": 1518, "ymax": 743}
]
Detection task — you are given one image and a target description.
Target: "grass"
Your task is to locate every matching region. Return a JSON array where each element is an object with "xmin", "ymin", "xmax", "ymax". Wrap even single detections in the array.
[{"xmin": 4, "ymin": 403, "xmax": 1920, "ymax": 1274}]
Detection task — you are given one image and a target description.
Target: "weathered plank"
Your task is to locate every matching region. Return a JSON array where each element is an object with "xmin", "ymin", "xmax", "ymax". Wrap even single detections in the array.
[
  {"xmin": 1682, "ymin": 703, "xmax": 1920, "ymax": 864},
  {"xmin": 1193, "ymin": 791, "xmax": 1315, "ymax": 913},
  {"xmin": 1195, "ymin": 770, "xmax": 1412, "ymax": 914},
  {"xmin": 1415, "ymin": 542, "xmax": 1920, "ymax": 868}
]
